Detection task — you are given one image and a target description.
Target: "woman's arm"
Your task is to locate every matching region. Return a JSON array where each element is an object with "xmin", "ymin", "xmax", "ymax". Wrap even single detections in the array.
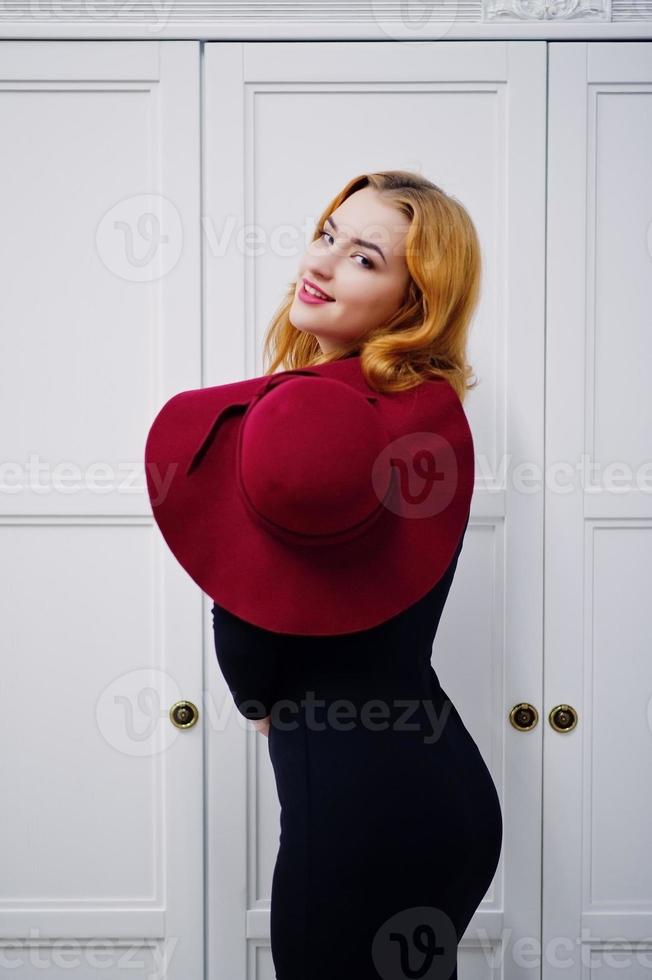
[
  {"xmin": 251, "ymin": 715, "xmax": 271, "ymax": 737},
  {"xmin": 211, "ymin": 602, "xmax": 280, "ymax": 730}
]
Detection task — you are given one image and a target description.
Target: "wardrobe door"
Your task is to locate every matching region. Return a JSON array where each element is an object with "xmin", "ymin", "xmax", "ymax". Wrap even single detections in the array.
[
  {"xmin": 546, "ymin": 41, "xmax": 652, "ymax": 980},
  {"xmin": 0, "ymin": 41, "xmax": 203, "ymax": 979},
  {"xmin": 204, "ymin": 40, "xmax": 547, "ymax": 979}
]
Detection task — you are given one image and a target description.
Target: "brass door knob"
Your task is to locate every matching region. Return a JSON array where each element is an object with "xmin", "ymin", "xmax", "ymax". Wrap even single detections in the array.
[
  {"xmin": 548, "ymin": 703, "xmax": 578, "ymax": 732},
  {"xmin": 509, "ymin": 703, "xmax": 539, "ymax": 731},
  {"xmin": 169, "ymin": 700, "xmax": 199, "ymax": 729}
]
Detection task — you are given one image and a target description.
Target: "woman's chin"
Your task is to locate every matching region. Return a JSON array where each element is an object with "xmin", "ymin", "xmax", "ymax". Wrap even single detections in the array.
[{"xmin": 288, "ymin": 307, "xmax": 325, "ymax": 334}]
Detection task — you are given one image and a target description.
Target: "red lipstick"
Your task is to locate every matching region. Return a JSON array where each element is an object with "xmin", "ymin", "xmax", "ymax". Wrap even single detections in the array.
[{"xmin": 299, "ymin": 278, "xmax": 334, "ymax": 304}]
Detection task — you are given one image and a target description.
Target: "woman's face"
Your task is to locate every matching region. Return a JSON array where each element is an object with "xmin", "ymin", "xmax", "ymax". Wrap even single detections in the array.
[{"xmin": 289, "ymin": 187, "xmax": 412, "ymax": 354}]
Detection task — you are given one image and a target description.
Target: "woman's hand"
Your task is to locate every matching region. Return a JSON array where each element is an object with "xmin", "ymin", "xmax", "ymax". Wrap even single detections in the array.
[{"xmin": 251, "ymin": 714, "xmax": 271, "ymax": 737}]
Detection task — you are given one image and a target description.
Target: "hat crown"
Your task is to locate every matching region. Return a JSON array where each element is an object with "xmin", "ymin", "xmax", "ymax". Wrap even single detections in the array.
[{"xmin": 238, "ymin": 376, "xmax": 390, "ymax": 541}]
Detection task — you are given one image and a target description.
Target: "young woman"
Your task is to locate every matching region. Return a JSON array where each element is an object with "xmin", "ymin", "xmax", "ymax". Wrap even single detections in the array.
[{"xmin": 210, "ymin": 171, "xmax": 503, "ymax": 980}]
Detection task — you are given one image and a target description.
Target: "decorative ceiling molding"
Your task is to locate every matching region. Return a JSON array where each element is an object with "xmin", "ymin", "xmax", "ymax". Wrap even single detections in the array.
[
  {"xmin": 0, "ymin": 0, "xmax": 650, "ymax": 37},
  {"xmin": 484, "ymin": 0, "xmax": 610, "ymax": 17}
]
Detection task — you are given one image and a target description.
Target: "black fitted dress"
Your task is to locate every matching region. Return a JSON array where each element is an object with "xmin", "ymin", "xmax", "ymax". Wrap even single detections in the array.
[{"xmin": 211, "ymin": 526, "xmax": 502, "ymax": 980}]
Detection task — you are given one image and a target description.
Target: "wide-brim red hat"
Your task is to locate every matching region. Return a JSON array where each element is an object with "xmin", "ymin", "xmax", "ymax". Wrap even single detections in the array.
[{"xmin": 144, "ymin": 354, "xmax": 474, "ymax": 636}]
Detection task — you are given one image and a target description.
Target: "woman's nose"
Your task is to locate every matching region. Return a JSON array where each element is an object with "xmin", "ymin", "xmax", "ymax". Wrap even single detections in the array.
[
  {"xmin": 305, "ymin": 260, "xmax": 332, "ymax": 279},
  {"xmin": 302, "ymin": 255, "xmax": 333, "ymax": 282},
  {"xmin": 306, "ymin": 246, "xmax": 336, "ymax": 272}
]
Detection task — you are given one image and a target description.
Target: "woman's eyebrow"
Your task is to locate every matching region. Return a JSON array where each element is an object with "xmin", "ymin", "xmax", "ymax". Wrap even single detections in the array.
[{"xmin": 325, "ymin": 215, "xmax": 387, "ymax": 265}]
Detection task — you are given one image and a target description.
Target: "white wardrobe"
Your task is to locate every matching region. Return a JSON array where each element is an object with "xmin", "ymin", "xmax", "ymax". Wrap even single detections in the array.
[{"xmin": 1, "ymin": 36, "xmax": 651, "ymax": 980}]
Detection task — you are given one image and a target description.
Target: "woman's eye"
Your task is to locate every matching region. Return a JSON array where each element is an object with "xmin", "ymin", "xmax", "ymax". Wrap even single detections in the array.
[{"xmin": 318, "ymin": 229, "xmax": 374, "ymax": 269}]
